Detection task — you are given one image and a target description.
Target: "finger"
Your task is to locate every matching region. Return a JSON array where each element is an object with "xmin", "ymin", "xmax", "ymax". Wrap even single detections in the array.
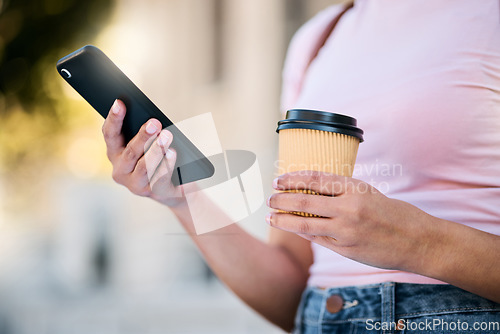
[
  {"xmin": 151, "ymin": 148, "xmax": 177, "ymax": 187},
  {"xmin": 141, "ymin": 130, "xmax": 173, "ymax": 181},
  {"xmin": 117, "ymin": 118, "xmax": 162, "ymax": 174},
  {"xmin": 267, "ymin": 192, "xmax": 337, "ymax": 218},
  {"xmin": 273, "ymin": 170, "xmax": 348, "ymax": 196},
  {"xmin": 266, "ymin": 212, "xmax": 335, "ymax": 237},
  {"xmin": 151, "ymin": 149, "xmax": 182, "ymax": 199},
  {"xmin": 102, "ymin": 99, "xmax": 126, "ymax": 162},
  {"xmin": 297, "ymin": 233, "xmax": 337, "ymax": 243},
  {"xmin": 125, "ymin": 130, "xmax": 171, "ymax": 192},
  {"xmin": 128, "ymin": 130, "xmax": 173, "ymax": 194}
]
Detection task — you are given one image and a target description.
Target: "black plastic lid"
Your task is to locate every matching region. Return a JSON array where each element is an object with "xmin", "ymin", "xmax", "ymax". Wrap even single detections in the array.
[{"xmin": 276, "ymin": 109, "xmax": 364, "ymax": 142}]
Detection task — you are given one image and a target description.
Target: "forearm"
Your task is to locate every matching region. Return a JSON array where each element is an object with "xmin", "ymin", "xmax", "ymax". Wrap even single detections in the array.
[
  {"xmin": 265, "ymin": 171, "xmax": 500, "ymax": 304},
  {"xmin": 170, "ymin": 195, "xmax": 308, "ymax": 331},
  {"xmin": 407, "ymin": 214, "xmax": 500, "ymax": 303},
  {"xmin": 99, "ymin": 102, "xmax": 306, "ymax": 329}
]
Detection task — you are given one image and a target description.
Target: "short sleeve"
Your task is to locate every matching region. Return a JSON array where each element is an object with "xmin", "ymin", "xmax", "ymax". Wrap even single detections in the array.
[{"xmin": 280, "ymin": 5, "xmax": 346, "ymax": 115}]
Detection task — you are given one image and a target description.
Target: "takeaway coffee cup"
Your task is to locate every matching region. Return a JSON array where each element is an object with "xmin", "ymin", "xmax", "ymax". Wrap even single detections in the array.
[{"xmin": 276, "ymin": 109, "xmax": 364, "ymax": 216}]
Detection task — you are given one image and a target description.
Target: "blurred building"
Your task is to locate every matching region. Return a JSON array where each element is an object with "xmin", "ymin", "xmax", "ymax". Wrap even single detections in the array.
[{"xmin": 0, "ymin": 1, "xmax": 345, "ymax": 333}]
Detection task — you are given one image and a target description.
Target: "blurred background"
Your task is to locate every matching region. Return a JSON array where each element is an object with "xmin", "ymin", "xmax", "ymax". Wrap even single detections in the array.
[{"xmin": 0, "ymin": 0, "xmax": 345, "ymax": 333}]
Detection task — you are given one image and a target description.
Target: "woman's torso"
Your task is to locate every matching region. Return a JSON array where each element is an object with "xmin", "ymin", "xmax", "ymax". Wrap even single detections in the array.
[{"xmin": 281, "ymin": 0, "xmax": 500, "ymax": 287}]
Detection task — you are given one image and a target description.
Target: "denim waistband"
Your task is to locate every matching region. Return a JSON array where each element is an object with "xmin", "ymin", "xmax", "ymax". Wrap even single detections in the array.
[{"xmin": 294, "ymin": 282, "xmax": 500, "ymax": 333}]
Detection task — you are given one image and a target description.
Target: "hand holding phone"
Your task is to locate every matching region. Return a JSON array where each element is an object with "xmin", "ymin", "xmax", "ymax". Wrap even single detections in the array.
[
  {"xmin": 56, "ymin": 45, "xmax": 214, "ymax": 186},
  {"xmin": 101, "ymin": 99, "xmax": 185, "ymax": 206}
]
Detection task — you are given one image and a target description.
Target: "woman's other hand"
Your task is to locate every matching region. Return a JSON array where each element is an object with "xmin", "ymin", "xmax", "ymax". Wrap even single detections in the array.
[{"xmin": 266, "ymin": 171, "xmax": 438, "ymax": 273}]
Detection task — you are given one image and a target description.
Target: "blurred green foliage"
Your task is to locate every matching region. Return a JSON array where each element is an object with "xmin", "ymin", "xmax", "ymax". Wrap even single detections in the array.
[
  {"xmin": 0, "ymin": 0, "xmax": 114, "ymax": 173},
  {"xmin": 0, "ymin": 0, "xmax": 114, "ymax": 111}
]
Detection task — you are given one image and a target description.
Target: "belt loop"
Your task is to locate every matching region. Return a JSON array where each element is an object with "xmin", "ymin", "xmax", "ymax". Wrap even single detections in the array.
[
  {"xmin": 292, "ymin": 287, "xmax": 311, "ymax": 334},
  {"xmin": 318, "ymin": 288, "xmax": 329, "ymax": 334},
  {"xmin": 380, "ymin": 282, "xmax": 396, "ymax": 334}
]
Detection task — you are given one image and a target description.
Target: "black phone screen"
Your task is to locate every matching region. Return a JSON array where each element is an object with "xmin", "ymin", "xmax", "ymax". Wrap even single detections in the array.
[{"xmin": 56, "ymin": 45, "xmax": 214, "ymax": 185}]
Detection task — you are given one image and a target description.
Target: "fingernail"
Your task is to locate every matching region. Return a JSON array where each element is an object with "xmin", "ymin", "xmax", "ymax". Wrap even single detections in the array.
[
  {"xmin": 272, "ymin": 178, "xmax": 279, "ymax": 189},
  {"xmin": 158, "ymin": 131, "xmax": 170, "ymax": 147},
  {"xmin": 112, "ymin": 100, "xmax": 121, "ymax": 115},
  {"xmin": 146, "ymin": 121, "xmax": 158, "ymax": 135},
  {"xmin": 265, "ymin": 213, "xmax": 272, "ymax": 225},
  {"xmin": 165, "ymin": 149, "xmax": 174, "ymax": 159},
  {"xmin": 266, "ymin": 196, "xmax": 271, "ymax": 207}
]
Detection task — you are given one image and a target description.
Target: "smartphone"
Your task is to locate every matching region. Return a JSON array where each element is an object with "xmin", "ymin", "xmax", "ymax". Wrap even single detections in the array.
[{"xmin": 56, "ymin": 45, "xmax": 215, "ymax": 186}]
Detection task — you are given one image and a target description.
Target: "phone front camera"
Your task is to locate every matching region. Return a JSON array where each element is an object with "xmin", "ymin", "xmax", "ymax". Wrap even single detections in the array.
[{"xmin": 61, "ymin": 69, "xmax": 72, "ymax": 79}]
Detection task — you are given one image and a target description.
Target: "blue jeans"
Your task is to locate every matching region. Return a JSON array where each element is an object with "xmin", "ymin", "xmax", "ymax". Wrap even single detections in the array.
[{"xmin": 293, "ymin": 283, "xmax": 500, "ymax": 334}]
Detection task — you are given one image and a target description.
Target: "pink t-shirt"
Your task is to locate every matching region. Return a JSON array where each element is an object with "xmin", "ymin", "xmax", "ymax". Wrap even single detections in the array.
[{"xmin": 281, "ymin": 0, "xmax": 500, "ymax": 287}]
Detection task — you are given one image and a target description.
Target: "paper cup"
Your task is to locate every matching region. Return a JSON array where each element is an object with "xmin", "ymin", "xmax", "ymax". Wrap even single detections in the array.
[{"xmin": 276, "ymin": 109, "xmax": 364, "ymax": 216}]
